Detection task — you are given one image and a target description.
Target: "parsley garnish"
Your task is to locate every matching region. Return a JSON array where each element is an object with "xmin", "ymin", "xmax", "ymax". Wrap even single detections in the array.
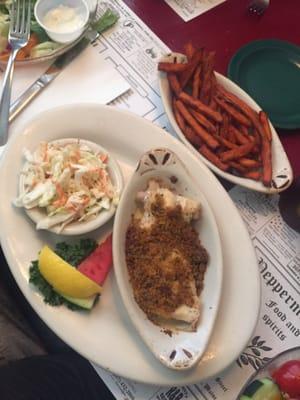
[{"xmin": 54, "ymin": 239, "xmax": 97, "ymax": 266}]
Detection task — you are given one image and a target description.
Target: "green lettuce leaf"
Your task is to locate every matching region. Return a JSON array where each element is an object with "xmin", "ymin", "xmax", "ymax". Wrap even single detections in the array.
[{"xmin": 91, "ymin": 8, "xmax": 119, "ymax": 34}]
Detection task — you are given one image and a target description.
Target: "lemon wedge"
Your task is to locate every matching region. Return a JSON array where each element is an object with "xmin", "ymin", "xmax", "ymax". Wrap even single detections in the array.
[{"xmin": 38, "ymin": 246, "xmax": 102, "ymax": 298}]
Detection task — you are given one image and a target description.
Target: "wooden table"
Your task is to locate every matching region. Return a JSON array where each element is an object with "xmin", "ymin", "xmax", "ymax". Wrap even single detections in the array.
[{"xmin": 124, "ymin": 0, "xmax": 300, "ymax": 178}]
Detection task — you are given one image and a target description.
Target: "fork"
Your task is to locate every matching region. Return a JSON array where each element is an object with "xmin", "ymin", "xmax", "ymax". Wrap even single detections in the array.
[
  {"xmin": 0, "ymin": 0, "xmax": 31, "ymax": 146},
  {"xmin": 248, "ymin": 0, "xmax": 270, "ymax": 15}
]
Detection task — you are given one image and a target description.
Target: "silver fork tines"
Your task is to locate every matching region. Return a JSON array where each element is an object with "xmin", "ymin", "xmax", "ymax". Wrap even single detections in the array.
[
  {"xmin": 0, "ymin": 0, "xmax": 31, "ymax": 146},
  {"xmin": 248, "ymin": 0, "xmax": 270, "ymax": 15}
]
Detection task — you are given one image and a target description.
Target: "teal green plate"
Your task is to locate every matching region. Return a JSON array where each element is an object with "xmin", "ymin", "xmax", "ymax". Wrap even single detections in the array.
[{"xmin": 228, "ymin": 39, "xmax": 300, "ymax": 130}]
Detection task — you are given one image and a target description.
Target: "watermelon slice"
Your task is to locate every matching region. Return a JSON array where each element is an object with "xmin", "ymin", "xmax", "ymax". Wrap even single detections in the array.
[{"xmin": 78, "ymin": 234, "xmax": 113, "ymax": 285}]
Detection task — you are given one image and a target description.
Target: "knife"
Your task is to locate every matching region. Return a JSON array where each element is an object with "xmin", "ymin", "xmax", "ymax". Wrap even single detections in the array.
[{"xmin": 9, "ymin": 29, "xmax": 99, "ymax": 123}]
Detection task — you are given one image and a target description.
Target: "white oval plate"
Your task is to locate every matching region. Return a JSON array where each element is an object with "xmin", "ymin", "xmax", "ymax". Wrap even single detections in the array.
[
  {"xmin": 0, "ymin": 104, "xmax": 260, "ymax": 386},
  {"xmin": 158, "ymin": 52, "xmax": 293, "ymax": 194},
  {"xmin": 113, "ymin": 148, "xmax": 223, "ymax": 370},
  {"xmin": 18, "ymin": 138, "xmax": 124, "ymax": 235}
]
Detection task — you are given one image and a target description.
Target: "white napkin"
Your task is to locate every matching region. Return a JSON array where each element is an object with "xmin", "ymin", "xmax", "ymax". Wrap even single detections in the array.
[{"xmin": 0, "ymin": 43, "xmax": 131, "ymax": 158}]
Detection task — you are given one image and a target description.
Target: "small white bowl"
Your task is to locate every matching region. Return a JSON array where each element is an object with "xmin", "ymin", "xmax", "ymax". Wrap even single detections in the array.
[
  {"xmin": 18, "ymin": 138, "xmax": 124, "ymax": 236},
  {"xmin": 34, "ymin": 0, "xmax": 89, "ymax": 44}
]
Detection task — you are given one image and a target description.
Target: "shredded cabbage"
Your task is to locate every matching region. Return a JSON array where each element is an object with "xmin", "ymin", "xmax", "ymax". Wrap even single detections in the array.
[{"xmin": 14, "ymin": 141, "xmax": 120, "ymax": 230}]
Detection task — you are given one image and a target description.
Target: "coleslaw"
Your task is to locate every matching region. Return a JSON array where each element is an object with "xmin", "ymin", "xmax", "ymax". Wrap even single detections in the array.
[{"xmin": 14, "ymin": 140, "xmax": 120, "ymax": 231}]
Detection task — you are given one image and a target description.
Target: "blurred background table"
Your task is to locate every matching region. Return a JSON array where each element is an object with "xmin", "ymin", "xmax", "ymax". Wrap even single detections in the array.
[{"xmin": 124, "ymin": 0, "xmax": 300, "ymax": 177}]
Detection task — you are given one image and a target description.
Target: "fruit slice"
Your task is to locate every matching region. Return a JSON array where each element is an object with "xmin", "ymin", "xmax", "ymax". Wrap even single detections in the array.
[
  {"xmin": 240, "ymin": 378, "xmax": 283, "ymax": 400},
  {"xmin": 60, "ymin": 293, "xmax": 98, "ymax": 310},
  {"xmin": 78, "ymin": 234, "xmax": 113, "ymax": 285},
  {"xmin": 272, "ymin": 360, "xmax": 300, "ymax": 397},
  {"xmin": 38, "ymin": 246, "xmax": 102, "ymax": 298}
]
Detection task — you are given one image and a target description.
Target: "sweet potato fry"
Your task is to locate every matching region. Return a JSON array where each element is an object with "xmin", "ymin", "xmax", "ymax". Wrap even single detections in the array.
[
  {"xmin": 259, "ymin": 111, "xmax": 272, "ymax": 142},
  {"xmin": 179, "ymin": 92, "xmax": 223, "ymax": 123},
  {"xmin": 180, "ymin": 50, "xmax": 202, "ymax": 89},
  {"xmin": 199, "ymin": 144, "xmax": 229, "ymax": 171},
  {"xmin": 243, "ymin": 170, "xmax": 261, "ymax": 181},
  {"xmin": 229, "ymin": 125, "xmax": 250, "ymax": 145},
  {"xmin": 215, "ymin": 97, "xmax": 252, "ymax": 127},
  {"xmin": 168, "ymin": 73, "xmax": 181, "ymax": 96},
  {"xmin": 192, "ymin": 65, "xmax": 201, "ymax": 99},
  {"xmin": 183, "ymin": 126, "xmax": 202, "ymax": 147},
  {"xmin": 227, "ymin": 126, "xmax": 236, "ymax": 143},
  {"xmin": 259, "ymin": 111, "xmax": 273, "ymax": 186},
  {"xmin": 176, "ymin": 100, "xmax": 219, "ymax": 149},
  {"xmin": 158, "ymin": 62, "xmax": 187, "ymax": 73},
  {"xmin": 228, "ymin": 161, "xmax": 247, "ymax": 173},
  {"xmin": 199, "ymin": 51, "xmax": 215, "ymax": 104},
  {"xmin": 190, "ymin": 109, "xmax": 216, "ymax": 132},
  {"xmin": 217, "ymin": 136, "xmax": 238, "ymax": 150},
  {"xmin": 219, "ymin": 113, "xmax": 229, "ymax": 139},
  {"xmin": 210, "ymin": 72, "xmax": 217, "ymax": 96},
  {"xmin": 261, "ymin": 138, "xmax": 272, "ymax": 186},
  {"xmin": 209, "ymin": 98, "xmax": 217, "ymax": 110},
  {"xmin": 216, "ymin": 84, "xmax": 265, "ymax": 138},
  {"xmin": 244, "ymin": 135, "xmax": 257, "ymax": 144},
  {"xmin": 238, "ymin": 158, "xmax": 261, "ymax": 169},
  {"xmin": 240, "ymin": 125, "xmax": 249, "ymax": 136},
  {"xmin": 173, "ymin": 100, "xmax": 186, "ymax": 132},
  {"xmin": 251, "ymin": 128, "xmax": 262, "ymax": 145},
  {"xmin": 220, "ymin": 142, "xmax": 255, "ymax": 162},
  {"xmin": 184, "ymin": 42, "xmax": 196, "ymax": 60}
]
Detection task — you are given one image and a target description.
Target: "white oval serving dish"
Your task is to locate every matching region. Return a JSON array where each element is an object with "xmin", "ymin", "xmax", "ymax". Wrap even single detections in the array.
[
  {"xmin": 113, "ymin": 148, "xmax": 223, "ymax": 370},
  {"xmin": 158, "ymin": 52, "xmax": 293, "ymax": 194},
  {"xmin": 0, "ymin": 104, "xmax": 260, "ymax": 385},
  {"xmin": 17, "ymin": 137, "xmax": 123, "ymax": 235}
]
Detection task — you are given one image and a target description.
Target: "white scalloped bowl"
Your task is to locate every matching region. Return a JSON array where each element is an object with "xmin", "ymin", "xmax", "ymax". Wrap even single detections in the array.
[
  {"xmin": 113, "ymin": 148, "xmax": 223, "ymax": 370},
  {"xmin": 17, "ymin": 137, "xmax": 124, "ymax": 235}
]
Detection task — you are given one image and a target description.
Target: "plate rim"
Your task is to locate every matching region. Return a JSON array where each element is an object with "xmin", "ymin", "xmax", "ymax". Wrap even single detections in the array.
[
  {"xmin": 0, "ymin": 103, "xmax": 261, "ymax": 386},
  {"xmin": 227, "ymin": 39, "xmax": 300, "ymax": 129}
]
